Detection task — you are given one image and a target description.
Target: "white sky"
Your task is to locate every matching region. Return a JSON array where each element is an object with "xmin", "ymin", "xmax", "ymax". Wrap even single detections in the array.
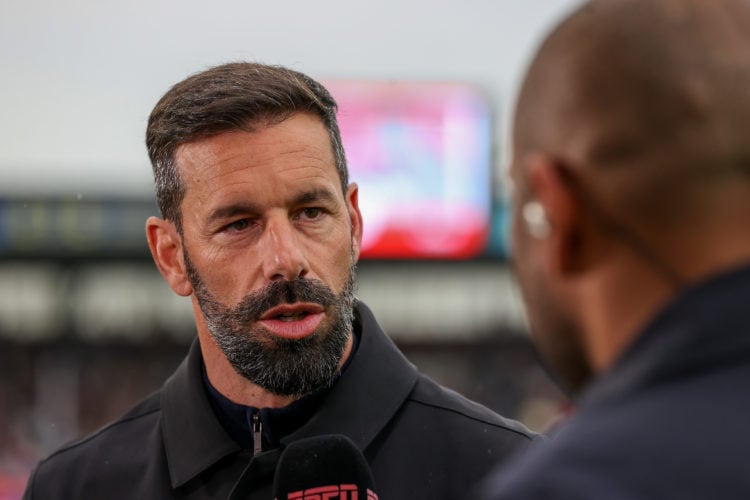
[{"xmin": 0, "ymin": 0, "xmax": 582, "ymax": 196}]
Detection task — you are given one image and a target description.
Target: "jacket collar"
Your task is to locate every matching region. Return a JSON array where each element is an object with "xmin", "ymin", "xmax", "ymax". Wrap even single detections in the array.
[
  {"xmin": 161, "ymin": 339, "xmax": 240, "ymax": 488},
  {"xmin": 281, "ymin": 300, "xmax": 420, "ymax": 450},
  {"xmin": 160, "ymin": 300, "xmax": 419, "ymax": 488}
]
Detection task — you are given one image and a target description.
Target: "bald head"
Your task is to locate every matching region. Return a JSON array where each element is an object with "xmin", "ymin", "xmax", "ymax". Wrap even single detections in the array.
[
  {"xmin": 515, "ymin": 0, "xmax": 750, "ymax": 231},
  {"xmin": 510, "ymin": 0, "xmax": 750, "ymax": 387}
]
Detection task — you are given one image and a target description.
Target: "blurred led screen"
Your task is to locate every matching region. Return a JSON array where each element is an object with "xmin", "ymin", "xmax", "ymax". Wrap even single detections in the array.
[{"xmin": 327, "ymin": 81, "xmax": 493, "ymax": 259}]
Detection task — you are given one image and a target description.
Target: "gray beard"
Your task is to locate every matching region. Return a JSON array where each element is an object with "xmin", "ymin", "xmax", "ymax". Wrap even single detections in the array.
[{"xmin": 184, "ymin": 250, "xmax": 357, "ymax": 397}]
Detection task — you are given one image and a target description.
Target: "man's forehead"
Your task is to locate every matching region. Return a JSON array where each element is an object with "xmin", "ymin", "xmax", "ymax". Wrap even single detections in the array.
[{"xmin": 174, "ymin": 118, "xmax": 335, "ymax": 176}]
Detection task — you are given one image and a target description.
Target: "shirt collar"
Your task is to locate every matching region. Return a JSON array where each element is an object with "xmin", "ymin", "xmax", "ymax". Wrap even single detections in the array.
[{"xmin": 160, "ymin": 340, "xmax": 240, "ymax": 488}]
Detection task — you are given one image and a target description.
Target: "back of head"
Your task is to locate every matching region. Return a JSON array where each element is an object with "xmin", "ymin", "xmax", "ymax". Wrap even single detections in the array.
[
  {"xmin": 509, "ymin": 0, "xmax": 750, "ymax": 392},
  {"xmin": 145, "ymin": 62, "xmax": 348, "ymax": 231},
  {"xmin": 514, "ymin": 0, "xmax": 750, "ymax": 282}
]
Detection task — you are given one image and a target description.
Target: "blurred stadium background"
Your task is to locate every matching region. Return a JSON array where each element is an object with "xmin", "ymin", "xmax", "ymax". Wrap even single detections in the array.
[{"xmin": 0, "ymin": 1, "xmax": 582, "ymax": 497}]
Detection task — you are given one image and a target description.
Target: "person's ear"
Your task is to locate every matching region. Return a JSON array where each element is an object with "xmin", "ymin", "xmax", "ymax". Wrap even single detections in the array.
[
  {"xmin": 523, "ymin": 155, "xmax": 589, "ymax": 276},
  {"xmin": 145, "ymin": 216, "xmax": 193, "ymax": 296},
  {"xmin": 345, "ymin": 183, "xmax": 364, "ymax": 262}
]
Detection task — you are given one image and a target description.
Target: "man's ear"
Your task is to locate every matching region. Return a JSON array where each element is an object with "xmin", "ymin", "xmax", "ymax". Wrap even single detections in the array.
[
  {"xmin": 345, "ymin": 183, "xmax": 364, "ymax": 262},
  {"xmin": 524, "ymin": 155, "xmax": 590, "ymax": 276},
  {"xmin": 145, "ymin": 216, "xmax": 193, "ymax": 296}
]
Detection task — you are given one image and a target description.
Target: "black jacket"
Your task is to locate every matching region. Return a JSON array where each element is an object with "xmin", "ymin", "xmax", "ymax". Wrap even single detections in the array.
[
  {"xmin": 478, "ymin": 264, "xmax": 750, "ymax": 499},
  {"xmin": 25, "ymin": 301, "xmax": 533, "ymax": 499}
]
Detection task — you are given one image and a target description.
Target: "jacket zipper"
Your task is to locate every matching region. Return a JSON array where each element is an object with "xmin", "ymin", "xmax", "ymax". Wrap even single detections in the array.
[{"xmin": 252, "ymin": 412, "xmax": 263, "ymax": 455}]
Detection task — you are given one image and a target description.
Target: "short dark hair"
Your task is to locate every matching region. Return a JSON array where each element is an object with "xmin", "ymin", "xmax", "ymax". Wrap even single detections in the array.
[{"xmin": 145, "ymin": 62, "xmax": 348, "ymax": 231}]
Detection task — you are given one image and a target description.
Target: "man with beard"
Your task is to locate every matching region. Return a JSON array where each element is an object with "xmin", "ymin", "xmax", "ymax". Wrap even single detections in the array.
[
  {"xmin": 478, "ymin": 0, "xmax": 750, "ymax": 498},
  {"xmin": 24, "ymin": 62, "xmax": 534, "ymax": 500}
]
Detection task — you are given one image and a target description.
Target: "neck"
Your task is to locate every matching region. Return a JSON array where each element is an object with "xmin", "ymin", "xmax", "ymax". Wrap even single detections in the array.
[
  {"xmin": 583, "ymin": 255, "xmax": 750, "ymax": 375},
  {"xmin": 580, "ymin": 194, "xmax": 750, "ymax": 374},
  {"xmin": 578, "ymin": 254, "xmax": 676, "ymax": 375}
]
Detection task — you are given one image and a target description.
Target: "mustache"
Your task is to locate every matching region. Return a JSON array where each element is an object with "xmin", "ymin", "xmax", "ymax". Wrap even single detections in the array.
[{"xmin": 208, "ymin": 278, "xmax": 338, "ymax": 323}]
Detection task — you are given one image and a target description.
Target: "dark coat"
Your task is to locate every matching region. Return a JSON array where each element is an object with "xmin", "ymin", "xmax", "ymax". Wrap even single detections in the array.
[
  {"xmin": 478, "ymin": 265, "xmax": 750, "ymax": 499},
  {"xmin": 25, "ymin": 301, "xmax": 533, "ymax": 500}
]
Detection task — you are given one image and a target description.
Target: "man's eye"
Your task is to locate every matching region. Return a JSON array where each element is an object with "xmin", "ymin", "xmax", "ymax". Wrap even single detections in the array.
[
  {"xmin": 301, "ymin": 207, "xmax": 323, "ymax": 219},
  {"xmin": 226, "ymin": 219, "xmax": 250, "ymax": 232}
]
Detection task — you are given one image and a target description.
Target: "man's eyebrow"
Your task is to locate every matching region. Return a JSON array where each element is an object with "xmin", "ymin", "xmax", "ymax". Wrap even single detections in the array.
[
  {"xmin": 292, "ymin": 188, "xmax": 339, "ymax": 206},
  {"xmin": 207, "ymin": 202, "xmax": 262, "ymax": 224}
]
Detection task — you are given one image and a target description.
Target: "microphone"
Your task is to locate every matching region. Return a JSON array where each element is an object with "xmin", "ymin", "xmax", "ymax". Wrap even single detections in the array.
[{"xmin": 273, "ymin": 434, "xmax": 379, "ymax": 500}]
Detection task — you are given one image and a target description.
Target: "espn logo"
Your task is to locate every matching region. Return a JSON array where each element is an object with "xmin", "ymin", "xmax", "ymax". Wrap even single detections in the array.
[{"xmin": 286, "ymin": 484, "xmax": 378, "ymax": 500}]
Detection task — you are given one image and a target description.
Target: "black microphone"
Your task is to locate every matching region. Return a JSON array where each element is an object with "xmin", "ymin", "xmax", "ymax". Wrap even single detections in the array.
[{"xmin": 273, "ymin": 434, "xmax": 379, "ymax": 500}]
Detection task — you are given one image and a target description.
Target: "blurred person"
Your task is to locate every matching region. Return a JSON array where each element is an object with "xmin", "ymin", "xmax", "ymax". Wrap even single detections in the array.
[
  {"xmin": 23, "ymin": 62, "xmax": 533, "ymax": 500},
  {"xmin": 479, "ymin": 0, "xmax": 750, "ymax": 498}
]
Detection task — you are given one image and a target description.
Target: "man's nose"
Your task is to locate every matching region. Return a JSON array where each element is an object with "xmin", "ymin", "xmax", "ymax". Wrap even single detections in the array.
[{"xmin": 259, "ymin": 217, "xmax": 310, "ymax": 282}]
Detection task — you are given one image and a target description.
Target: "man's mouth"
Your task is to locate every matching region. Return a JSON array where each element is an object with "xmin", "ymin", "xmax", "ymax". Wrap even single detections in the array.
[
  {"xmin": 275, "ymin": 311, "xmax": 310, "ymax": 322},
  {"xmin": 259, "ymin": 303, "xmax": 326, "ymax": 339},
  {"xmin": 261, "ymin": 303, "xmax": 325, "ymax": 320}
]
